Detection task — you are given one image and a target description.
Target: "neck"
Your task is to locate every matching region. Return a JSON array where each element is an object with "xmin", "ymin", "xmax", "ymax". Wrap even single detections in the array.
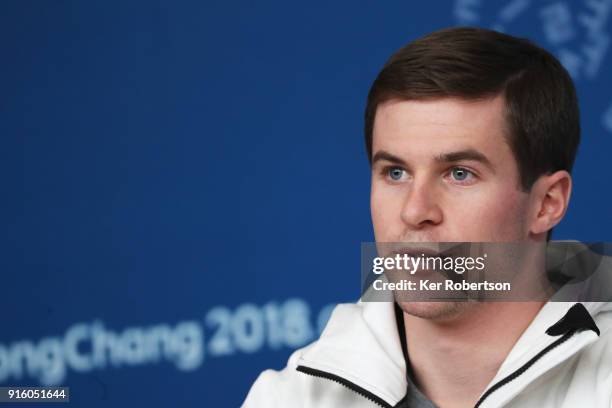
[{"xmin": 403, "ymin": 301, "xmax": 545, "ymax": 408}]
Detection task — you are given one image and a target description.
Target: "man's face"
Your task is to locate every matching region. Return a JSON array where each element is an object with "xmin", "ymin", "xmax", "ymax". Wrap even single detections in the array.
[{"xmin": 370, "ymin": 96, "xmax": 534, "ymax": 319}]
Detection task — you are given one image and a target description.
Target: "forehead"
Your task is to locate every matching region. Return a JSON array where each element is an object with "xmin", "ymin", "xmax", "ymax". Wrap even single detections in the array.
[{"xmin": 372, "ymin": 96, "xmax": 510, "ymax": 156}]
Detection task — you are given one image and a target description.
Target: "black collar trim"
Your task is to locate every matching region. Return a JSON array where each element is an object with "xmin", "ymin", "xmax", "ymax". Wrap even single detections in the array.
[{"xmin": 546, "ymin": 303, "xmax": 600, "ymax": 336}]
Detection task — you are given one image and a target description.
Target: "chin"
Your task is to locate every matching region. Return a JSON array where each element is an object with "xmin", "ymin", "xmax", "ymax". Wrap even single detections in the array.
[{"xmin": 397, "ymin": 301, "xmax": 471, "ymax": 321}]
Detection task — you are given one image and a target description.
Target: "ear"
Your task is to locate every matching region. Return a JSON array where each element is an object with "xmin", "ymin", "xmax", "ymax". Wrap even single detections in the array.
[{"xmin": 529, "ymin": 170, "xmax": 572, "ymax": 236}]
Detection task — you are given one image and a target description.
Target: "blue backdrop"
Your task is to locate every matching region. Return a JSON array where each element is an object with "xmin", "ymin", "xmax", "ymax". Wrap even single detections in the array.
[{"xmin": 3, "ymin": 1, "xmax": 611, "ymax": 407}]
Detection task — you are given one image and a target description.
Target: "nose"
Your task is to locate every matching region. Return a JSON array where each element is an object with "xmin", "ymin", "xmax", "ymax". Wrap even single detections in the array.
[{"xmin": 400, "ymin": 179, "xmax": 443, "ymax": 230}]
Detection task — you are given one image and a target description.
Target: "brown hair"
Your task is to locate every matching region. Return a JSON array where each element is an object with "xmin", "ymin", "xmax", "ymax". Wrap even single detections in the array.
[{"xmin": 364, "ymin": 27, "xmax": 581, "ymax": 192}]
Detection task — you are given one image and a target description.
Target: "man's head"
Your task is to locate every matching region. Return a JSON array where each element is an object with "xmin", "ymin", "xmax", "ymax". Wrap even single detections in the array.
[{"xmin": 366, "ymin": 27, "xmax": 580, "ymax": 319}]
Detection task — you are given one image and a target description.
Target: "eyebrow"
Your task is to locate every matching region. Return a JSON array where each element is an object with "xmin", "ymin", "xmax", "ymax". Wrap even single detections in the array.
[
  {"xmin": 371, "ymin": 151, "xmax": 407, "ymax": 166},
  {"xmin": 371, "ymin": 149, "xmax": 495, "ymax": 172}
]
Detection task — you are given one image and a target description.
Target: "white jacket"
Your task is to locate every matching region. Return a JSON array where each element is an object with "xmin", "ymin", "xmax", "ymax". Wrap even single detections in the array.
[{"xmin": 243, "ymin": 246, "xmax": 612, "ymax": 407}]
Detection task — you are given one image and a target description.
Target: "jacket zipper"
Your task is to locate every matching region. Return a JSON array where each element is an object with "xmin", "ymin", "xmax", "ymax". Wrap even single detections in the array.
[
  {"xmin": 296, "ymin": 365, "xmax": 393, "ymax": 408},
  {"xmin": 474, "ymin": 329, "xmax": 576, "ymax": 408}
]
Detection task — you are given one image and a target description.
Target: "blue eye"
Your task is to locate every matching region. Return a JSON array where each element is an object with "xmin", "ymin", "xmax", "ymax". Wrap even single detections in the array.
[
  {"xmin": 388, "ymin": 167, "xmax": 405, "ymax": 181},
  {"xmin": 450, "ymin": 167, "xmax": 471, "ymax": 181}
]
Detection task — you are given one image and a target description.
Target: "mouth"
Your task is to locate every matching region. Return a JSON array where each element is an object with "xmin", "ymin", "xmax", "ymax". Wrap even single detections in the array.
[
  {"xmin": 392, "ymin": 247, "xmax": 444, "ymax": 258},
  {"xmin": 385, "ymin": 244, "xmax": 468, "ymax": 278},
  {"xmin": 389, "ymin": 244, "xmax": 454, "ymax": 260},
  {"xmin": 388, "ymin": 242, "xmax": 470, "ymax": 257},
  {"xmin": 387, "ymin": 247, "xmax": 442, "ymax": 275}
]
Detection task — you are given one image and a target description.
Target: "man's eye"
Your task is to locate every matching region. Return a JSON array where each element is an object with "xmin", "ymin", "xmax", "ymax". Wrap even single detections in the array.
[
  {"xmin": 387, "ymin": 167, "xmax": 406, "ymax": 181},
  {"xmin": 449, "ymin": 167, "xmax": 475, "ymax": 182}
]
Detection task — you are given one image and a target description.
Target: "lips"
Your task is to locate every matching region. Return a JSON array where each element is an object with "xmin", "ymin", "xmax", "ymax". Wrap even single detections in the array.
[
  {"xmin": 388, "ymin": 245, "xmax": 455, "ymax": 264},
  {"xmin": 388, "ymin": 242, "xmax": 471, "ymax": 258},
  {"xmin": 392, "ymin": 247, "xmax": 444, "ymax": 258},
  {"xmin": 384, "ymin": 244, "xmax": 467, "ymax": 279}
]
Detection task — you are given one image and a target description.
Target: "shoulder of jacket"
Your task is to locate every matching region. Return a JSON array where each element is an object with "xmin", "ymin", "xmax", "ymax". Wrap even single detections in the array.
[
  {"xmin": 242, "ymin": 302, "xmax": 362, "ymax": 407},
  {"xmin": 576, "ymin": 308, "xmax": 612, "ymax": 382}
]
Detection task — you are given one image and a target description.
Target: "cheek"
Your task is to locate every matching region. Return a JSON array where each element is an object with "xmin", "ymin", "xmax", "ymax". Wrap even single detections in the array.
[
  {"xmin": 370, "ymin": 183, "xmax": 404, "ymax": 240},
  {"xmin": 449, "ymin": 188, "xmax": 530, "ymax": 240}
]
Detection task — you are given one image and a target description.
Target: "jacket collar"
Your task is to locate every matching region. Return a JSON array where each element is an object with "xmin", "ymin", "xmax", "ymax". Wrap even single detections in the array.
[
  {"xmin": 298, "ymin": 301, "xmax": 407, "ymax": 406},
  {"xmin": 297, "ymin": 300, "xmax": 603, "ymax": 407}
]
